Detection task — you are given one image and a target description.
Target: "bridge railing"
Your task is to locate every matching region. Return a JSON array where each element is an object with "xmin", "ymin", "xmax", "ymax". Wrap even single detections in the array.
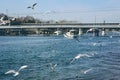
[{"xmin": 0, "ymin": 23, "xmax": 120, "ymax": 29}]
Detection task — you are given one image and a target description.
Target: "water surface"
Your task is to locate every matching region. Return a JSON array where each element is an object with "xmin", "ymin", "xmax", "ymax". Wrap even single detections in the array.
[{"xmin": 0, "ymin": 35, "xmax": 120, "ymax": 80}]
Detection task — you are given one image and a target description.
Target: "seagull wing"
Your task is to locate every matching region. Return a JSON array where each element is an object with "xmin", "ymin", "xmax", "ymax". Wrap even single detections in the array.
[
  {"xmin": 5, "ymin": 70, "xmax": 16, "ymax": 74},
  {"xmin": 83, "ymin": 68, "xmax": 92, "ymax": 74},
  {"xmin": 54, "ymin": 64, "xmax": 57, "ymax": 68},
  {"xmin": 0, "ymin": 17, "xmax": 4, "ymax": 21},
  {"xmin": 13, "ymin": 72, "xmax": 19, "ymax": 76},
  {"xmin": 89, "ymin": 28, "xmax": 93, "ymax": 32},
  {"xmin": 27, "ymin": 6, "xmax": 31, "ymax": 8},
  {"xmin": 18, "ymin": 65, "xmax": 28, "ymax": 71},
  {"xmin": 70, "ymin": 58, "xmax": 75, "ymax": 64},
  {"xmin": 49, "ymin": 63, "xmax": 57, "ymax": 70},
  {"xmin": 33, "ymin": 3, "xmax": 37, "ymax": 7},
  {"xmin": 75, "ymin": 54, "xmax": 81, "ymax": 59},
  {"xmin": 86, "ymin": 28, "xmax": 93, "ymax": 33}
]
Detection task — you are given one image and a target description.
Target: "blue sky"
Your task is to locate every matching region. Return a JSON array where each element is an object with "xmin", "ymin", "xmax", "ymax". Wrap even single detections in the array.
[{"xmin": 0, "ymin": 0, "xmax": 120, "ymax": 22}]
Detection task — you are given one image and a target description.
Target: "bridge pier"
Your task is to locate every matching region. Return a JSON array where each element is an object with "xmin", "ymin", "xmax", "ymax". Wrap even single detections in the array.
[
  {"xmin": 0, "ymin": 29, "xmax": 6, "ymax": 36},
  {"xmin": 35, "ymin": 28, "xmax": 40, "ymax": 35},
  {"xmin": 78, "ymin": 28, "xmax": 83, "ymax": 36},
  {"xmin": 18, "ymin": 29, "xmax": 22, "ymax": 36},
  {"xmin": 5, "ymin": 29, "xmax": 10, "ymax": 36},
  {"xmin": 101, "ymin": 28, "xmax": 106, "ymax": 36},
  {"xmin": 93, "ymin": 29, "xmax": 99, "ymax": 37}
]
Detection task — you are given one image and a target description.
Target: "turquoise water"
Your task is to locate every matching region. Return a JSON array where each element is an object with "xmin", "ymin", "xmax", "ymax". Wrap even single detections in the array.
[{"xmin": 0, "ymin": 35, "xmax": 120, "ymax": 80}]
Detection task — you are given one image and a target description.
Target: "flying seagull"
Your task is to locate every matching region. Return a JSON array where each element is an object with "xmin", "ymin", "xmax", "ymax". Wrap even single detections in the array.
[
  {"xmin": 5, "ymin": 65, "xmax": 28, "ymax": 76},
  {"xmin": 49, "ymin": 63, "xmax": 57, "ymax": 71},
  {"xmin": 70, "ymin": 54, "xmax": 91, "ymax": 64},
  {"xmin": 86, "ymin": 28, "xmax": 94, "ymax": 34},
  {"xmin": 27, "ymin": 3, "xmax": 37, "ymax": 9},
  {"xmin": 83, "ymin": 68, "xmax": 93, "ymax": 74}
]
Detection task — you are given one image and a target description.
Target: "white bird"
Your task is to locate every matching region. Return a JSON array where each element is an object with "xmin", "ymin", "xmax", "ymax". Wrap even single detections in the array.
[
  {"xmin": 27, "ymin": 3, "xmax": 37, "ymax": 9},
  {"xmin": 0, "ymin": 16, "xmax": 4, "ymax": 21},
  {"xmin": 49, "ymin": 63, "xmax": 57, "ymax": 71},
  {"xmin": 11, "ymin": 18, "xmax": 16, "ymax": 21},
  {"xmin": 70, "ymin": 54, "xmax": 91, "ymax": 64},
  {"xmin": 86, "ymin": 28, "xmax": 93, "ymax": 34},
  {"xmin": 83, "ymin": 68, "xmax": 92, "ymax": 74},
  {"xmin": 5, "ymin": 65, "xmax": 28, "ymax": 76}
]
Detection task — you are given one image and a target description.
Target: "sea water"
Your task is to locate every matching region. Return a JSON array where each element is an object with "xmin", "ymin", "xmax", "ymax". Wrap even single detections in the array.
[{"xmin": 0, "ymin": 35, "xmax": 120, "ymax": 80}]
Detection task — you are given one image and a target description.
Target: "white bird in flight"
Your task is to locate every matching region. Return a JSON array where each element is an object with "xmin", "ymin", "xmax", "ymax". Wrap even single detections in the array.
[
  {"xmin": 5, "ymin": 65, "xmax": 28, "ymax": 77},
  {"xmin": 49, "ymin": 63, "xmax": 57, "ymax": 71},
  {"xmin": 27, "ymin": 3, "xmax": 37, "ymax": 9},
  {"xmin": 86, "ymin": 28, "xmax": 94, "ymax": 34},
  {"xmin": 0, "ymin": 16, "xmax": 4, "ymax": 21},
  {"xmin": 83, "ymin": 68, "xmax": 92, "ymax": 74},
  {"xmin": 70, "ymin": 54, "xmax": 91, "ymax": 64}
]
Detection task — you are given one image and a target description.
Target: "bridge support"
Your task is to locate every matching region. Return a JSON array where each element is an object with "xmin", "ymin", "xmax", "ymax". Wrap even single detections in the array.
[
  {"xmin": 93, "ymin": 29, "xmax": 99, "ymax": 37},
  {"xmin": 35, "ymin": 28, "xmax": 40, "ymax": 35},
  {"xmin": 78, "ymin": 28, "xmax": 83, "ymax": 36},
  {"xmin": 101, "ymin": 28, "xmax": 106, "ymax": 36}
]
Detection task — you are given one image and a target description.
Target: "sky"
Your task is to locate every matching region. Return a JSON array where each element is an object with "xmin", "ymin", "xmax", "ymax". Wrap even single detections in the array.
[{"xmin": 0, "ymin": 0, "xmax": 120, "ymax": 23}]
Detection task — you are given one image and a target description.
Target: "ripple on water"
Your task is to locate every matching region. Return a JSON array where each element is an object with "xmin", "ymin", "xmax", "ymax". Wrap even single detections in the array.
[{"xmin": 0, "ymin": 36, "xmax": 120, "ymax": 80}]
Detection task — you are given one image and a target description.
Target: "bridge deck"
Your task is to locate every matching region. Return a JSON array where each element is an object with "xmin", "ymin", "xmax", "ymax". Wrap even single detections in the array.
[{"xmin": 0, "ymin": 23, "xmax": 120, "ymax": 29}]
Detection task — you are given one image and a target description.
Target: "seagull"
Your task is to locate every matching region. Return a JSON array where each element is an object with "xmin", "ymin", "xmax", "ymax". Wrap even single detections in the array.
[
  {"xmin": 5, "ymin": 65, "xmax": 28, "ymax": 77},
  {"xmin": 86, "ymin": 28, "xmax": 93, "ymax": 34},
  {"xmin": 49, "ymin": 63, "xmax": 57, "ymax": 71},
  {"xmin": 83, "ymin": 68, "xmax": 92, "ymax": 74},
  {"xmin": 70, "ymin": 54, "xmax": 91, "ymax": 64},
  {"xmin": 0, "ymin": 16, "xmax": 4, "ymax": 21},
  {"xmin": 27, "ymin": 3, "xmax": 37, "ymax": 9}
]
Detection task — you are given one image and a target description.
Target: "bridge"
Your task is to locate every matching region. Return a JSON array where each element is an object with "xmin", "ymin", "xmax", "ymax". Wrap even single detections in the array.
[
  {"xmin": 0, "ymin": 23, "xmax": 120, "ymax": 36},
  {"xmin": 0, "ymin": 23, "xmax": 120, "ymax": 28}
]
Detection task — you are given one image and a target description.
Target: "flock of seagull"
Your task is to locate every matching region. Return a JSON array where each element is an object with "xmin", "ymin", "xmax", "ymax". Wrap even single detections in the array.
[
  {"xmin": 3, "ymin": 33, "xmax": 117, "ymax": 80},
  {"xmin": 2, "ymin": 2, "xmax": 97, "ymax": 78},
  {"xmin": 1, "ymin": 1, "xmax": 118, "ymax": 79},
  {"xmin": 4, "ymin": 28, "xmax": 104, "ymax": 77},
  {"xmin": 4, "ymin": 39, "xmax": 113, "ymax": 78},
  {"xmin": 4, "ymin": 3, "xmax": 111, "ymax": 77},
  {"xmin": 5, "ymin": 53, "xmax": 93, "ymax": 77},
  {"xmin": 5, "ymin": 28, "xmax": 114, "ymax": 79}
]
